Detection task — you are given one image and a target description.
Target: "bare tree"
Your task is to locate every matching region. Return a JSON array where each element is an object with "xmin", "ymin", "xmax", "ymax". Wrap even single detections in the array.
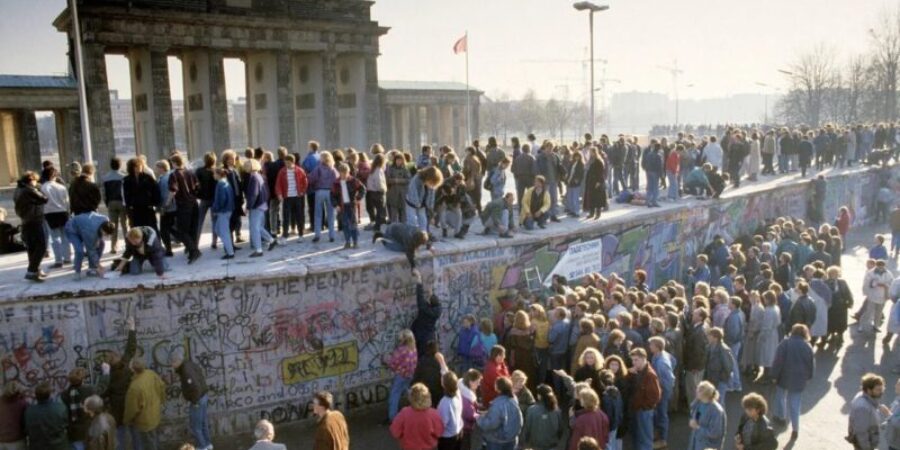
[
  {"xmin": 543, "ymin": 98, "xmax": 578, "ymax": 143},
  {"xmin": 480, "ymin": 93, "xmax": 513, "ymax": 143},
  {"xmin": 781, "ymin": 43, "xmax": 836, "ymax": 126},
  {"xmin": 869, "ymin": 6, "xmax": 900, "ymax": 121},
  {"xmin": 515, "ymin": 90, "xmax": 544, "ymax": 136}
]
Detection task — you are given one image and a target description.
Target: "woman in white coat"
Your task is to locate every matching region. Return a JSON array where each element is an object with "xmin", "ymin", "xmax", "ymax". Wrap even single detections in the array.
[
  {"xmin": 747, "ymin": 132, "xmax": 762, "ymax": 181},
  {"xmin": 758, "ymin": 290, "xmax": 782, "ymax": 381},
  {"xmin": 808, "ymin": 270, "xmax": 833, "ymax": 346}
]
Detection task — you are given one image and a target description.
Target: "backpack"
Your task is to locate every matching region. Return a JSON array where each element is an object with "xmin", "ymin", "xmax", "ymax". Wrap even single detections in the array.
[{"xmin": 470, "ymin": 334, "xmax": 487, "ymax": 367}]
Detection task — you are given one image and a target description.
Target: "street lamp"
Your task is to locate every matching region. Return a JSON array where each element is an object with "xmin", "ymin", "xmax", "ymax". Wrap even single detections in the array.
[
  {"xmin": 755, "ymin": 82, "xmax": 771, "ymax": 125},
  {"xmin": 573, "ymin": 1, "xmax": 610, "ymax": 137}
]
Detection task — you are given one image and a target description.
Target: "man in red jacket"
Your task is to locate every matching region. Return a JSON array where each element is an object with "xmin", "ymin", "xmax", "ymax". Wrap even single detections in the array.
[
  {"xmin": 275, "ymin": 154, "xmax": 309, "ymax": 241},
  {"xmin": 628, "ymin": 348, "xmax": 662, "ymax": 450}
]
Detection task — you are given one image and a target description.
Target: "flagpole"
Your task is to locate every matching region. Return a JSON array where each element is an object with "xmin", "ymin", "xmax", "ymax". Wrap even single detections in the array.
[{"xmin": 465, "ymin": 30, "xmax": 471, "ymax": 145}]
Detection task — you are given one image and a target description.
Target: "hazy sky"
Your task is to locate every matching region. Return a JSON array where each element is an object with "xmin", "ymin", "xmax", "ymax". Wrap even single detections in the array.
[{"xmin": 0, "ymin": 0, "xmax": 892, "ymax": 101}]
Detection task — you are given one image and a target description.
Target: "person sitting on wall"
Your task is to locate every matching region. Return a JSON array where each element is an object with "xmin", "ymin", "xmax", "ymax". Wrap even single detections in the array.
[
  {"xmin": 481, "ymin": 193, "xmax": 516, "ymax": 239},
  {"xmin": 704, "ymin": 164, "xmax": 726, "ymax": 199},
  {"xmin": 520, "ymin": 175, "xmax": 552, "ymax": 230},
  {"xmin": 112, "ymin": 227, "xmax": 167, "ymax": 278},
  {"xmin": 0, "ymin": 207, "xmax": 26, "ymax": 255},
  {"xmin": 372, "ymin": 222, "xmax": 432, "ymax": 271}
]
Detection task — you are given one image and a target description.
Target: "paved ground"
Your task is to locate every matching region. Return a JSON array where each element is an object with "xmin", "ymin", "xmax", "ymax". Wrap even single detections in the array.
[
  {"xmin": 0, "ymin": 163, "xmax": 873, "ymax": 302},
  {"xmin": 196, "ymin": 220, "xmax": 898, "ymax": 449}
]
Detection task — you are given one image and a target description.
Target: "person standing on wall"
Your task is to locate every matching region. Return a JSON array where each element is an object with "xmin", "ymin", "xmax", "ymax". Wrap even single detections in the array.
[
  {"xmin": 123, "ymin": 358, "xmax": 166, "ymax": 450},
  {"xmin": 100, "ymin": 157, "xmax": 127, "ymax": 254},
  {"xmin": 313, "ymin": 391, "xmax": 349, "ymax": 450},
  {"xmin": 167, "ymin": 154, "xmax": 202, "ymax": 264},
  {"xmin": 275, "ymin": 154, "xmax": 308, "ymax": 243},
  {"xmin": 14, "ymin": 171, "xmax": 49, "ymax": 282},
  {"xmin": 172, "ymin": 353, "xmax": 211, "ymax": 450}
]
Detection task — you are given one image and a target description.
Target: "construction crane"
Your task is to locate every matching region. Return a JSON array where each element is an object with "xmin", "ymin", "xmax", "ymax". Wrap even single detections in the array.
[{"xmin": 657, "ymin": 60, "xmax": 684, "ymax": 126}]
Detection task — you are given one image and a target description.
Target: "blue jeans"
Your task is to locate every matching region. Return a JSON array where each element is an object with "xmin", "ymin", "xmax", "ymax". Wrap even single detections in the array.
[
  {"xmin": 565, "ymin": 185, "xmax": 582, "ymax": 215},
  {"xmin": 67, "ymin": 229, "xmax": 105, "ymax": 274},
  {"xmin": 48, "ymin": 226, "xmax": 70, "ymax": 264},
  {"xmin": 523, "ymin": 214, "xmax": 548, "ymax": 230},
  {"xmin": 892, "ymin": 230, "xmax": 900, "ymax": 254},
  {"xmin": 198, "ymin": 199, "xmax": 216, "ymax": 246},
  {"xmin": 215, "ymin": 212, "xmax": 234, "ymax": 255},
  {"xmin": 654, "ymin": 387, "xmax": 671, "ymax": 441},
  {"xmin": 314, "ymin": 189, "xmax": 335, "ymax": 239},
  {"xmin": 547, "ymin": 182, "xmax": 559, "ymax": 217},
  {"xmin": 612, "ymin": 166, "xmax": 626, "ymax": 194},
  {"xmin": 607, "ymin": 428, "xmax": 621, "ymax": 450},
  {"xmin": 631, "ymin": 409, "xmax": 654, "ymax": 450},
  {"xmin": 71, "ymin": 442, "xmax": 85, "ymax": 450},
  {"xmin": 485, "ymin": 441, "xmax": 517, "ymax": 450},
  {"xmin": 339, "ymin": 204, "xmax": 359, "ymax": 244},
  {"xmin": 646, "ymin": 171, "xmax": 660, "ymax": 205},
  {"xmin": 727, "ymin": 342, "xmax": 743, "ymax": 391},
  {"xmin": 717, "ymin": 381, "xmax": 729, "ymax": 408},
  {"xmin": 405, "ymin": 205, "xmax": 430, "ymax": 233},
  {"xmin": 773, "ymin": 387, "xmax": 802, "ymax": 431},
  {"xmin": 116, "ymin": 425, "xmax": 141, "ymax": 450},
  {"xmin": 137, "ymin": 429, "xmax": 159, "ymax": 450},
  {"xmin": 666, "ymin": 172, "xmax": 679, "ymax": 200},
  {"xmin": 388, "ymin": 375, "xmax": 411, "ymax": 421},
  {"xmin": 189, "ymin": 394, "xmax": 212, "ymax": 448},
  {"xmin": 249, "ymin": 208, "xmax": 273, "ymax": 252}
]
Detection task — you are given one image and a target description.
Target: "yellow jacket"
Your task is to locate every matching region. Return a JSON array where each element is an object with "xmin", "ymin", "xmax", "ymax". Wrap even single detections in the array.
[
  {"xmin": 533, "ymin": 320, "xmax": 550, "ymax": 349},
  {"xmin": 520, "ymin": 187, "xmax": 551, "ymax": 225},
  {"xmin": 123, "ymin": 370, "xmax": 167, "ymax": 432}
]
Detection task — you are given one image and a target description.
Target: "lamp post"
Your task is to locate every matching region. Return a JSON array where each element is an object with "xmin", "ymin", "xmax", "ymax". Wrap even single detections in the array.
[
  {"xmin": 573, "ymin": 1, "xmax": 609, "ymax": 137},
  {"xmin": 755, "ymin": 82, "xmax": 771, "ymax": 125}
]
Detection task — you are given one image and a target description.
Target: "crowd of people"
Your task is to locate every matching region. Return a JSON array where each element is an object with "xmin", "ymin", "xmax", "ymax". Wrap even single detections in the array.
[
  {"xmin": 4, "ymin": 121, "xmax": 894, "ymax": 283},
  {"xmin": 2, "ymin": 123, "xmax": 900, "ymax": 450}
]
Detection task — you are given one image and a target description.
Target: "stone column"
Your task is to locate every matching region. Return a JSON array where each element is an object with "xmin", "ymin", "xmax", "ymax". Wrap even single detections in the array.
[
  {"xmin": 439, "ymin": 105, "xmax": 453, "ymax": 149},
  {"xmin": 276, "ymin": 51, "xmax": 296, "ymax": 151},
  {"xmin": 428, "ymin": 105, "xmax": 440, "ymax": 146},
  {"xmin": 408, "ymin": 105, "xmax": 420, "ymax": 150},
  {"xmin": 0, "ymin": 112, "xmax": 17, "ymax": 185},
  {"xmin": 16, "ymin": 110, "xmax": 41, "ymax": 174},
  {"xmin": 150, "ymin": 49, "xmax": 176, "ymax": 158},
  {"xmin": 380, "ymin": 104, "xmax": 393, "ymax": 150},
  {"xmin": 208, "ymin": 50, "xmax": 231, "ymax": 152},
  {"xmin": 54, "ymin": 109, "xmax": 73, "ymax": 173},
  {"xmin": 82, "ymin": 43, "xmax": 115, "ymax": 166},
  {"xmin": 364, "ymin": 54, "xmax": 381, "ymax": 146},
  {"xmin": 321, "ymin": 50, "xmax": 340, "ymax": 149}
]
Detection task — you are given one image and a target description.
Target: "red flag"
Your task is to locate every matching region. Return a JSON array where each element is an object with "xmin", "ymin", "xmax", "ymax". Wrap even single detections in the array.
[{"xmin": 453, "ymin": 35, "xmax": 467, "ymax": 54}]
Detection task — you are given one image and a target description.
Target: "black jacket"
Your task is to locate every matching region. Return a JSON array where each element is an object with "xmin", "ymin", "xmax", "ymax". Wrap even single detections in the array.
[
  {"xmin": 69, "ymin": 175, "xmax": 102, "ymax": 215},
  {"xmin": 683, "ymin": 323, "xmax": 709, "ymax": 371},
  {"xmin": 176, "ymin": 360, "xmax": 209, "ymax": 404},
  {"xmin": 105, "ymin": 330, "xmax": 137, "ymax": 424},
  {"xmin": 736, "ymin": 414, "xmax": 778, "ymax": 450},
  {"xmin": 410, "ymin": 283, "xmax": 441, "ymax": 355},
  {"xmin": 789, "ymin": 295, "xmax": 817, "ymax": 328},
  {"xmin": 123, "ymin": 173, "xmax": 161, "ymax": 210},
  {"xmin": 14, "ymin": 182, "xmax": 47, "ymax": 225},
  {"xmin": 195, "ymin": 166, "xmax": 217, "ymax": 202}
]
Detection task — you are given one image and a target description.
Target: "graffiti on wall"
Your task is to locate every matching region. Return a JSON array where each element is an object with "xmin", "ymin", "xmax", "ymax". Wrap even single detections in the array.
[{"xmin": 0, "ymin": 167, "xmax": 891, "ymax": 438}]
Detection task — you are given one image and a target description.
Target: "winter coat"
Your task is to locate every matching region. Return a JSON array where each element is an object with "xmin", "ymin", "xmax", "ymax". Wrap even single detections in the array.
[
  {"xmin": 275, "ymin": 165, "xmax": 308, "ymax": 198},
  {"xmin": 683, "ymin": 323, "xmax": 709, "ymax": 372},
  {"xmin": 741, "ymin": 303, "xmax": 765, "ymax": 367},
  {"xmin": 511, "ymin": 153, "xmax": 537, "ymax": 183},
  {"xmin": 568, "ymin": 409, "xmax": 609, "ymax": 450},
  {"xmin": 410, "ymin": 283, "xmax": 441, "ymax": 354},
  {"xmin": 176, "ymin": 360, "xmax": 208, "ymax": 404},
  {"xmin": 411, "ymin": 355, "xmax": 444, "ymax": 408},
  {"xmin": 14, "ymin": 182, "xmax": 48, "ymax": 225},
  {"xmin": 24, "ymin": 399, "xmax": 68, "ymax": 450},
  {"xmin": 788, "ymin": 294, "xmax": 817, "ymax": 328},
  {"xmin": 211, "ymin": 179, "xmax": 235, "ymax": 214},
  {"xmin": 123, "ymin": 173, "xmax": 160, "ymax": 211},
  {"xmin": 704, "ymin": 342, "xmax": 734, "ymax": 385},
  {"xmin": 69, "ymin": 175, "xmax": 102, "ymax": 214},
  {"xmin": 583, "ymin": 157, "xmax": 607, "ymax": 211},
  {"xmin": 406, "ymin": 173, "xmax": 436, "ymax": 210},
  {"xmin": 687, "ymin": 400, "xmax": 726, "ymax": 450},
  {"xmin": 105, "ymin": 330, "xmax": 137, "ymax": 425},
  {"xmin": 735, "ymin": 414, "xmax": 777, "ymax": 450},
  {"xmin": 244, "ymin": 172, "xmax": 269, "ymax": 211},
  {"xmin": 523, "ymin": 403, "xmax": 563, "ymax": 450},
  {"xmin": 122, "ymin": 370, "xmax": 166, "ymax": 432},
  {"xmin": 483, "ymin": 360, "xmax": 511, "ymax": 407},
  {"xmin": 848, "ymin": 392, "xmax": 882, "ymax": 450},
  {"xmin": 331, "ymin": 176, "xmax": 366, "ymax": 208},
  {"xmin": 386, "ymin": 164, "xmax": 411, "ymax": 210},
  {"xmin": 520, "ymin": 187, "xmax": 551, "ymax": 224},
  {"xmin": 477, "ymin": 395, "xmax": 523, "ymax": 444},
  {"xmin": 627, "ymin": 365, "xmax": 661, "ymax": 412},
  {"xmin": 808, "ymin": 279, "xmax": 832, "ymax": 337},
  {"xmin": 771, "ymin": 335, "xmax": 814, "ymax": 392},
  {"xmin": 314, "ymin": 410, "xmax": 349, "ymax": 450},
  {"xmin": 826, "ymin": 277, "xmax": 853, "ymax": 334},
  {"xmin": 505, "ymin": 329, "xmax": 537, "ymax": 389},
  {"xmin": 748, "ymin": 139, "xmax": 761, "ymax": 175},
  {"xmin": 389, "ymin": 407, "xmax": 443, "ymax": 450},
  {"xmin": 757, "ymin": 306, "xmax": 781, "ymax": 367}
]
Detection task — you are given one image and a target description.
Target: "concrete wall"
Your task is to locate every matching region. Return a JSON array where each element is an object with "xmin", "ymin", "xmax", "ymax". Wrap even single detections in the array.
[{"xmin": 0, "ymin": 166, "xmax": 892, "ymax": 441}]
